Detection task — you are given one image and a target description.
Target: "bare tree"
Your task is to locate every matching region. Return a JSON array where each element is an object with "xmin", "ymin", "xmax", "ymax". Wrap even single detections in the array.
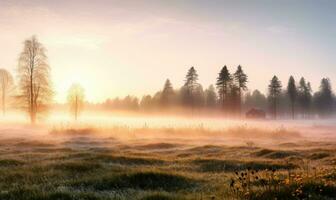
[
  {"xmin": 17, "ymin": 36, "xmax": 53, "ymax": 124},
  {"xmin": 0, "ymin": 69, "xmax": 14, "ymax": 115},
  {"xmin": 67, "ymin": 83, "xmax": 85, "ymax": 121}
]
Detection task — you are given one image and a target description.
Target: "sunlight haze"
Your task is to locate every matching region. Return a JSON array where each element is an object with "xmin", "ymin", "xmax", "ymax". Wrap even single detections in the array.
[{"xmin": 1, "ymin": 0, "xmax": 335, "ymax": 103}]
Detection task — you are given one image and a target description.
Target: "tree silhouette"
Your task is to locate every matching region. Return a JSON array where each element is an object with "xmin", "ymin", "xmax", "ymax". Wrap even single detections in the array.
[
  {"xmin": 233, "ymin": 65, "xmax": 248, "ymax": 115},
  {"xmin": 287, "ymin": 76, "xmax": 297, "ymax": 119},
  {"xmin": 244, "ymin": 90, "xmax": 267, "ymax": 111},
  {"xmin": 298, "ymin": 77, "xmax": 312, "ymax": 118},
  {"xmin": 193, "ymin": 84, "xmax": 205, "ymax": 108},
  {"xmin": 0, "ymin": 69, "xmax": 14, "ymax": 115},
  {"xmin": 183, "ymin": 67, "xmax": 199, "ymax": 109},
  {"xmin": 205, "ymin": 85, "xmax": 217, "ymax": 108},
  {"xmin": 161, "ymin": 79, "xmax": 175, "ymax": 107},
  {"xmin": 229, "ymin": 84, "xmax": 240, "ymax": 114},
  {"xmin": 67, "ymin": 83, "xmax": 85, "ymax": 121},
  {"xmin": 216, "ymin": 66, "xmax": 232, "ymax": 111},
  {"xmin": 268, "ymin": 76, "xmax": 282, "ymax": 119},
  {"xmin": 17, "ymin": 36, "xmax": 53, "ymax": 124},
  {"xmin": 140, "ymin": 95, "xmax": 152, "ymax": 110},
  {"xmin": 314, "ymin": 78, "xmax": 334, "ymax": 117}
]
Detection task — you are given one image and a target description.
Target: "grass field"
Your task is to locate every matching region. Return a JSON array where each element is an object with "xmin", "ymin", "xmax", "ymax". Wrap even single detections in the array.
[{"xmin": 0, "ymin": 120, "xmax": 336, "ymax": 200}]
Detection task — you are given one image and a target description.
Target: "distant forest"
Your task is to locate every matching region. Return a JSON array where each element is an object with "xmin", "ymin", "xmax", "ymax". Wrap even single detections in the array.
[{"xmin": 81, "ymin": 66, "xmax": 335, "ymax": 119}]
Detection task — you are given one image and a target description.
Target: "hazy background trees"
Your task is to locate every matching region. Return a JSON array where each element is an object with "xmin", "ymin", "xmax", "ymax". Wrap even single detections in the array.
[
  {"xmin": 287, "ymin": 76, "xmax": 297, "ymax": 119},
  {"xmin": 268, "ymin": 76, "xmax": 282, "ymax": 119},
  {"xmin": 96, "ymin": 67, "xmax": 335, "ymax": 119},
  {"xmin": 314, "ymin": 78, "xmax": 334, "ymax": 118},
  {"xmin": 181, "ymin": 67, "xmax": 200, "ymax": 111},
  {"xmin": 160, "ymin": 79, "xmax": 175, "ymax": 108},
  {"xmin": 233, "ymin": 65, "xmax": 248, "ymax": 115},
  {"xmin": 67, "ymin": 84, "xmax": 85, "ymax": 120},
  {"xmin": 244, "ymin": 90, "xmax": 267, "ymax": 111},
  {"xmin": 205, "ymin": 85, "xmax": 217, "ymax": 109},
  {"xmin": 216, "ymin": 66, "xmax": 232, "ymax": 113},
  {"xmin": 17, "ymin": 36, "xmax": 53, "ymax": 124},
  {"xmin": 0, "ymin": 69, "xmax": 14, "ymax": 115},
  {"xmin": 298, "ymin": 78, "xmax": 312, "ymax": 118}
]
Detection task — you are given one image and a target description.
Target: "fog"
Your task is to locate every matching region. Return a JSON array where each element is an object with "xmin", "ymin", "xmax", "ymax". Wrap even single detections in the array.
[{"xmin": 1, "ymin": 111, "xmax": 335, "ymax": 145}]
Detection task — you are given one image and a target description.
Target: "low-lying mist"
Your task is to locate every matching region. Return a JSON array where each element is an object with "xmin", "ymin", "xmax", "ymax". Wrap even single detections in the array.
[{"xmin": 1, "ymin": 110, "xmax": 335, "ymax": 147}]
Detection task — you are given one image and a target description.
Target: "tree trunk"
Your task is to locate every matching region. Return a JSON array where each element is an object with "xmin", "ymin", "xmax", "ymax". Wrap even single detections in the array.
[{"xmin": 30, "ymin": 74, "xmax": 34, "ymax": 124}]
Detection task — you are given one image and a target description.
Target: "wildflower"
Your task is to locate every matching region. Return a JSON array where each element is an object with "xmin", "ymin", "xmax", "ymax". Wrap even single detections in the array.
[
  {"xmin": 284, "ymin": 178, "xmax": 290, "ymax": 185},
  {"xmin": 230, "ymin": 179, "xmax": 235, "ymax": 188}
]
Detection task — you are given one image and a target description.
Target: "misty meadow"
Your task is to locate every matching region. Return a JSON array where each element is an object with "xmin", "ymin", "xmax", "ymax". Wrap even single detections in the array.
[{"xmin": 1, "ymin": 0, "xmax": 336, "ymax": 200}]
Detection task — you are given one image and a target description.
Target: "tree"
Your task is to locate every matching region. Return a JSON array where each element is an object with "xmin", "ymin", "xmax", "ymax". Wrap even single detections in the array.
[
  {"xmin": 161, "ymin": 79, "xmax": 175, "ymax": 107},
  {"xmin": 17, "ymin": 36, "xmax": 53, "ymax": 124},
  {"xmin": 314, "ymin": 78, "xmax": 334, "ymax": 117},
  {"xmin": 183, "ymin": 67, "xmax": 199, "ymax": 109},
  {"xmin": 216, "ymin": 66, "xmax": 232, "ymax": 111},
  {"xmin": 287, "ymin": 76, "xmax": 297, "ymax": 119},
  {"xmin": 233, "ymin": 65, "xmax": 248, "ymax": 115},
  {"xmin": 205, "ymin": 85, "xmax": 217, "ymax": 108},
  {"xmin": 67, "ymin": 84, "xmax": 85, "ymax": 121},
  {"xmin": 298, "ymin": 77, "xmax": 312, "ymax": 118},
  {"xmin": 140, "ymin": 95, "xmax": 152, "ymax": 111},
  {"xmin": 0, "ymin": 69, "xmax": 14, "ymax": 115},
  {"xmin": 268, "ymin": 76, "xmax": 282, "ymax": 119},
  {"xmin": 244, "ymin": 90, "xmax": 267, "ymax": 111},
  {"xmin": 194, "ymin": 84, "xmax": 205, "ymax": 108}
]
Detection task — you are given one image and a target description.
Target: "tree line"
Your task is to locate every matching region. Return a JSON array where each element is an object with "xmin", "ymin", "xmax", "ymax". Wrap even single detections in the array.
[
  {"xmin": 0, "ymin": 36, "xmax": 335, "ymax": 123},
  {"xmin": 98, "ymin": 67, "xmax": 335, "ymax": 119}
]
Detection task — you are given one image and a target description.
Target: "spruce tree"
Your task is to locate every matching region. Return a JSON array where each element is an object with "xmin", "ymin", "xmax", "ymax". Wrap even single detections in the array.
[
  {"xmin": 287, "ymin": 76, "xmax": 297, "ymax": 119},
  {"xmin": 205, "ymin": 85, "xmax": 217, "ymax": 108},
  {"xmin": 298, "ymin": 77, "xmax": 312, "ymax": 118},
  {"xmin": 161, "ymin": 79, "xmax": 174, "ymax": 106},
  {"xmin": 314, "ymin": 78, "xmax": 333, "ymax": 117},
  {"xmin": 183, "ymin": 67, "xmax": 199, "ymax": 109},
  {"xmin": 268, "ymin": 76, "xmax": 282, "ymax": 119},
  {"xmin": 234, "ymin": 65, "xmax": 248, "ymax": 115},
  {"xmin": 216, "ymin": 66, "xmax": 232, "ymax": 111}
]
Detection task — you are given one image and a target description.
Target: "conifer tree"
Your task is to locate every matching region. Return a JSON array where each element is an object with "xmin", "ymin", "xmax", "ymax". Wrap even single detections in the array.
[
  {"xmin": 287, "ymin": 76, "xmax": 297, "ymax": 119},
  {"xmin": 314, "ymin": 78, "xmax": 334, "ymax": 117},
  {"xmin": 216, "ymin": 66, "xmax": 232, "ymax": 111},
  {"xmin": 161, "ymin": 79, "xmax": 174, "ymax": 106},
  {"xmin": 268, "ymin": 76, "xmax": 282, "ymax": 119},
  {"xmin": 234, "ymin": 65, "xmax": 248, "ymax": 115},
  {"xmin": 183, "ymin": 67, "xmax": 199, "ymax": 109},
  {"xmin": 205, "ymin": 85, "xmax": 217, "ymax": 108},
  {"xmin": 298, "ymin": 77, "xmax": 312, "ymax": 118}
]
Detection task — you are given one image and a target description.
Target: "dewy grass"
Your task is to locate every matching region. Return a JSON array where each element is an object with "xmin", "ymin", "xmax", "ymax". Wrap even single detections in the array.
[{"xmin": 0, "ymin": 125, "xmax": 335, "ymax": 199}]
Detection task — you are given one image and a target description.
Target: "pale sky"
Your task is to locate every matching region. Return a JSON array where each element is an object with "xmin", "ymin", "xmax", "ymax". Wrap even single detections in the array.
[{"xmin": 0, "ymin": 0, "xmax": 335, "ymax": 103}]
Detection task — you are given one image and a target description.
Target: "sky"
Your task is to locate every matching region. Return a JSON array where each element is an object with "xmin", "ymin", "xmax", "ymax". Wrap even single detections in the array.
[{"xmin": 0, "ymin": 0, "xmax": 335, "ymax": 103}]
